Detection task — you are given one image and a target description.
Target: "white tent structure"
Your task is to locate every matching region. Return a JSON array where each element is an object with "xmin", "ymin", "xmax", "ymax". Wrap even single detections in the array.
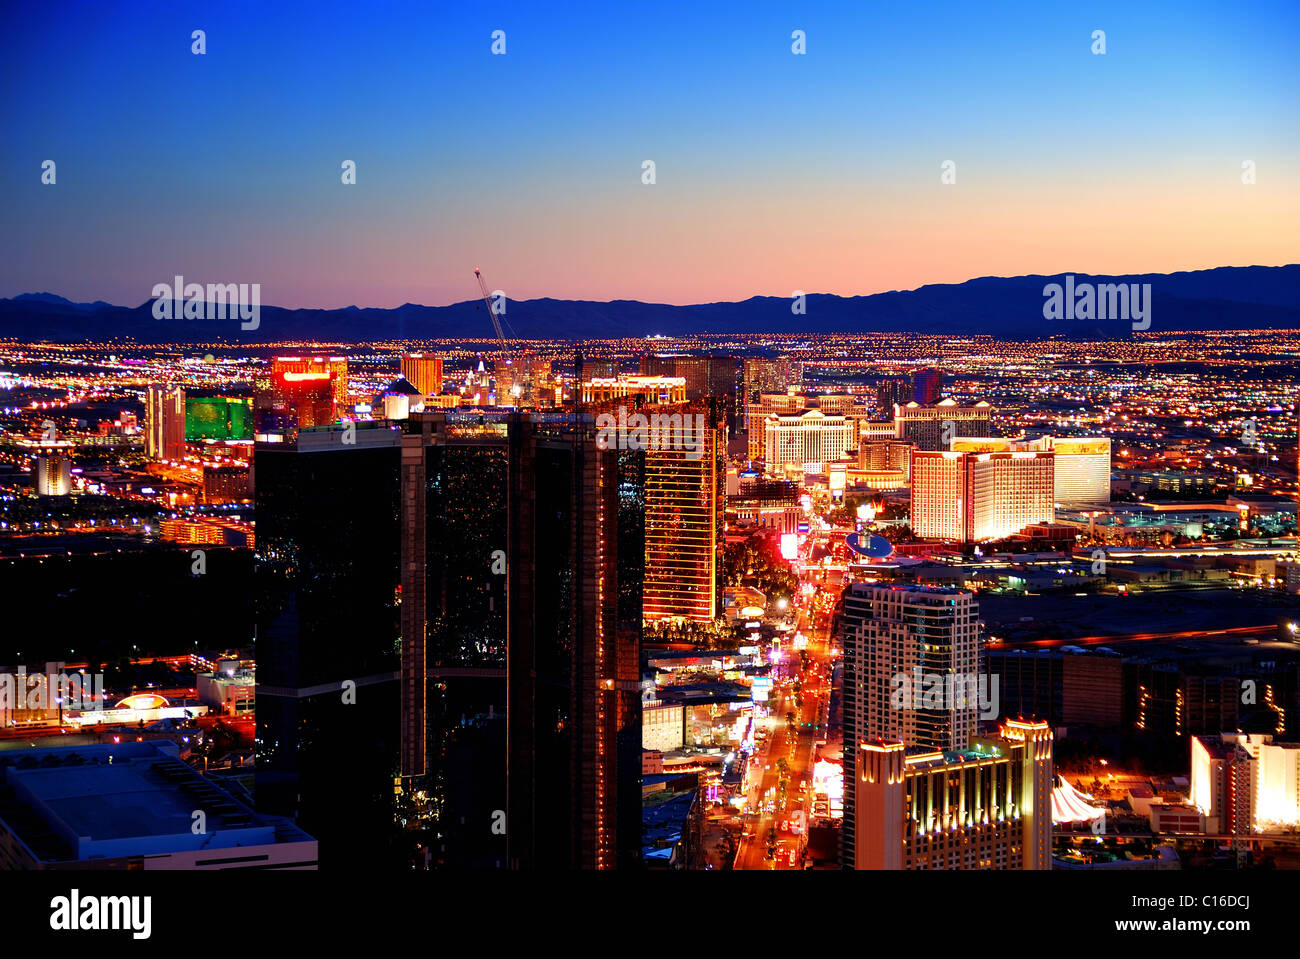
[{"xmin": 1052, "ymin": 774, "xmax": 1107, "ymax": 823}]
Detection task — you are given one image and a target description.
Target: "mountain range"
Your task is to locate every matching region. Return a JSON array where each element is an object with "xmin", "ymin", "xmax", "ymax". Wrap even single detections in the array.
[{"xmin": 2, "ymin": 265, "xmax": 1297, "ymax": 343}]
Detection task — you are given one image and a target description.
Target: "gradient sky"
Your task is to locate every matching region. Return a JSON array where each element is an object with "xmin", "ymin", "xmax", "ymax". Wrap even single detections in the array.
[{"xmin": 2, "ymin": 0, "xmax": 1297, "ymax": 309}]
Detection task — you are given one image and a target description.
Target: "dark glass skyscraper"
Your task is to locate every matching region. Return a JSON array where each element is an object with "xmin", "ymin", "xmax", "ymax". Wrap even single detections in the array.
[
  {"xmin": 253, "ymin": 422, "xmax": 404, "ymax": 869},
  {"xmin": 398, "ymin": 411, "xmax": 642, "ymax": 870}
]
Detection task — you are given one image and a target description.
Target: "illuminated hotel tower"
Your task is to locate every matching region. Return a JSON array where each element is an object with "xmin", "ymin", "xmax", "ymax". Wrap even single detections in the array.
[
  {"xmin": 269, "ymin": 356, "xmax": 349, "ymax": 421},
  {"xmin": 839, "ymin": 583, "xmax": 980, "ymax": 869},
  {"xmin": 910, "ymin": 446, "xmax": 1055, "ymax": 542},
  {"xmin": 145, "ymin": 384, "xmax": 185, "ymax": 461},
  {"xmin": 955, "ymin": 435, "xmax": 1110, "ymax": 505},
  {"xmin": 893, "ymin": 399, "xmax": 993, "ymax": 451},
  {"xmin": 840, "ymin": 584, "xmax": 980, "ymax": 752},
  {"xmin": 852, "ymin": 720, "xmax": 1053, "ymax": 870},
  {"xmin": 641, "ymin": 400, "xmax": 725, "ymax": 623},
  {"xmin": 34, "ymin": 454, "xmax": 72, "ymax": 495},
  {"xmin": 400, "ymin": 353, "xmax": 444, "ymax": 399}
]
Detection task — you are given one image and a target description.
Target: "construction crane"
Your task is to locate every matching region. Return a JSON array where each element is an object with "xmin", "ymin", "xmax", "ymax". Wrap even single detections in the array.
[{"xmin": 474, "ymin": 268, "xmax": 509, "ymax": 359}]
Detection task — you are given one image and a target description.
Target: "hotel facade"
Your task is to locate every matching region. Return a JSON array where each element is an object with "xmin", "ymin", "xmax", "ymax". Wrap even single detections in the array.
[
  {"xmin": 911, "ymin": 448, "xmax": 1055, "ymax": 542},
  {"xmin": 850, "ymin": 720, "xmax": 1054, "ymax": 870},
  {"xmin": 762, "ymin": 408, "xmax": 856, "ymax": 472}
]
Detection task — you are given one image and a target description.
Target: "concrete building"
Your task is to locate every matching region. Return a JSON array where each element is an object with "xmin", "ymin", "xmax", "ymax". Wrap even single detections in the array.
[
  {"xmin": 271, "ymin": 356, "xmax": 348, "ymax": 413},
  {"xmin": 34, "ymin": 454, "xmax": 71, "ymax": 496},
  {"xmin": 913, "ymin": 368, "xmax": 943, "ymax": 405},
  {"xmin": 643, "ymin": 402, "xmax": 725, "ymax": 623},
  {"xmin": 582, "ymin": 375, "xmax": 686, "ymax": 405},
  {"xmin": 746, "ymin": 391, "xmax": 806, "ymax": 459},
  {"xmin": 643, "ymin": 700, "xmax": 686, "ymax": 751},
  {"xmin": 729, "ymin": 477, "xmax": 801, "ymax": 534},
  {"xmin": 394, "ymin": 410, "xmax": 644, "ymax": 869},
  {"xmin": 875, "ymin": 376, "xmax": 912, "ymax": 415},
  {"xmin": 742, "ymin": 357, "xmax": 802, "ymax": 426}
]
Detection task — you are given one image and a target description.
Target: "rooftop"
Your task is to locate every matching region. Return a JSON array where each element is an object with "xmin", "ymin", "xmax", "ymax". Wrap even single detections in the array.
[{"xmin": 0, "ymin": 741, "xmax": 312, "ymax": 864}]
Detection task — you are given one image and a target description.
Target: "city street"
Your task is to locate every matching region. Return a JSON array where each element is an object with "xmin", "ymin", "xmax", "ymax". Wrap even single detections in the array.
[{"xmin": 735, "ymin": 547, "xmax": 834, "ymax": 870}]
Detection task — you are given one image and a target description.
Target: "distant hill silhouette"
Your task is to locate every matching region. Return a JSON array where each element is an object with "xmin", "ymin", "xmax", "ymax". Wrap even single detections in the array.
[{"xmin": 2, "ymin": 265, "xmax": 1296, "ymax": 343}]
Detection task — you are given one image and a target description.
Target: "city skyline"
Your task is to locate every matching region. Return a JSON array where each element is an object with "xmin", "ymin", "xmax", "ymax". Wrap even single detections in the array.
[{"xmin": 5, "ymin": 0, "xmax": 1300, "ymax": 919}]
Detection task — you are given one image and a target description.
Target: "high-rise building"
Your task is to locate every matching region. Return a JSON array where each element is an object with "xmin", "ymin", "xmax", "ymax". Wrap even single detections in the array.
[
  {"xmin": 762, "ymin": 408, "xmax": 856, "ymax": 472},
  {"xmin": 499, "ymin": 352, "xmax": 553, "ymax": 408},
  {"xmin": 185, "ymin": 395, "xmax": 254, "ymax": 440},
  {"xmin": 913, "ymin": 368, "xmax": 944, "ymax": 404},
  {"xmin": 397, "ymin": 410, "xmax": 642, "ymax": 870},
  {"xmin": 263, "ymin": 357, "xmax": 348, "ymax": 427},
  {"xmin": 34, "ymin": 454, "xmax": 71, "ymax": 495},
  {"xmin": 271, "ymin": 369, "xmax": 336, "ymax": 428},
  {"xmin": 401, "ymin": 353, "xmax": 444, "ymax": 399},
  {"xmin": 254, "ymin": 422, "xmax": 404, "ymax": 869},
  {"xmin": 743, "ymin": 357, "xmax": 802, "ymax": 425},
  {"xmin": 840, "ymin": 584, "xmax": 980, "ymax": 755},
  {"xmin": 876, "ymin": 376, "xmax": 912, "ymax": 414},
  {"xmin": 582, "ymin": 375, "xmax": 687, "ymax": 405},
  {"xmin": 1191, "ymin": 733, "xmax": 1300, "ymax": 834},
  {"xmin": 746, "ymin": 391, "xmax": 806, "ymax": 460},
  {"xmin": 273, "ymin": 356, "xmax": 348, "ymax": 409},
  {"xmin": 951, "ymin": 435, "xmax": 1110, "ymax": 504},
  {"xmin": 145, "ymin": 384, "xmax": 186, "ymax": 461},
  {"xmin": 840, "ymin": 582, "xmax": 982, "ymax": 870},
  {"xmin": 643, "ymin": 401, "xmax": 725, "ymax": 624},
  {"xmin": 850, "ymin": 439, "xmax": 914, "ymax": 490},
  {"xmin": 641, "ymin": 355, "xmax": 739, "ymax": 425},
  {"xmin": 910, "ymin": 448, "xmax": 1055, "ymax": 541},
  {"xmin": 1029, "ymin": 436, "xmax": 1111, "ymax": 504},
  {"xmin": 893, "ymin": 399, "xmax": 993, "ymax": 451},
  {"xmin": 858, "ymin": 439, "xmax": 913, "ymax": 473},
  {"xmin": 203, "ymin": 464, "xmax": 252, "ymax": 503},
  {"xmin": 813, "ymin": 394, "xmax": 857, "ymax": 417},
  {"xmin": 849, "ymin": 720, "xmax": 1054, "ymax": 870}
]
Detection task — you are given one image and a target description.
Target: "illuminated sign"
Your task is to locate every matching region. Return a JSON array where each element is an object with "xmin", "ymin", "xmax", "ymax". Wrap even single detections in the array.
[
  {"xmin": 751, "ymin": 678, "xmax": 773, "ymax": 703},
  {"xmin": 780, "ymin": 533, "xmax": 800, "ymax": 559}
]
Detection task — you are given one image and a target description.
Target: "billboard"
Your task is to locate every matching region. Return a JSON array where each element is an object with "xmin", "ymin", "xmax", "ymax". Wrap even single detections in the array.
[{"xmin": 186, "ymin": 396, "xmax": 253, "ymax": 440}]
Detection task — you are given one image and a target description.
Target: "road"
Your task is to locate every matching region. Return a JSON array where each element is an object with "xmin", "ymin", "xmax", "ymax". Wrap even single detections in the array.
[{"xmin": 735, "ymin": 549, "xmax": 835, "ymax": 870}]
